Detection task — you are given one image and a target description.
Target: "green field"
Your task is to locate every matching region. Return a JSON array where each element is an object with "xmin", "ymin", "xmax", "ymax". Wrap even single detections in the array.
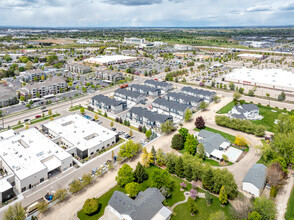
[
  {"xmin": 77, "ymin": 166, "xmax": 192, "ymax": 220},
  {"xmin": 172, "ymin": 189, "xmax": 232, "ymax": 220},
  {"xmin": 216, "ymin": 102, "xmax": 293, "ymax": 132},
  {"xmin": 285, "ymin": 186, "xmax": 294, "ymax": 220},
  {"xmin": 216, "ymin": 101, "xmax": 235, "ymax": 114}
]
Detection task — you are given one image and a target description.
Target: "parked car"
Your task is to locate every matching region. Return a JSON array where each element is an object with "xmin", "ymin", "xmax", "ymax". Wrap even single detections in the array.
[
  {"xmin": 111, "ymin": 128, "xmax": 116, "ymax": 131},
  {"xmin": 24, "ymin": 119, "xmax": 30, "ymax": 122},
  {"xmin": 35, "ymin": 115, "xmax": 41, "ymax": 119},
  {"xmin": 124, "ymin": 134, "xmax": 131, "ymax": 139},
  {"xmin": 41, "ymin": 106, "xmax": 46, "ymax": 110}
]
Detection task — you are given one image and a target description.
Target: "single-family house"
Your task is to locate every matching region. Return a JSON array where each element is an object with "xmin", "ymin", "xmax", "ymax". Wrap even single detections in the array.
[
  {"xmin": 197, "ymin": 130, "xmax": 231, "ymax": 161},
  {"xmin": 228, "ymin": 104, "xmax": 261, "ymax": 120},
  {"xmin": 107, "ymin": 188, "xmax": 172, "ymax": 220},
  {"xmin": 242, "ymin": 164, "xmax": 267, "ymax": 197}
]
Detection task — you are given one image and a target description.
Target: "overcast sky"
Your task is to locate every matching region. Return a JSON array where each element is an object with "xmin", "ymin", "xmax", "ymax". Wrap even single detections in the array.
[{"xmin": 0, "ymin": 0, "xmax": 294, "ymax": 27}]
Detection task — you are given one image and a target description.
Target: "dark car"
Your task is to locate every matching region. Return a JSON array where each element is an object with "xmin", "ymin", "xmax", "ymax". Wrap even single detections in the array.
[
  {"xmin": 41, "ymin": 106, "xmax": 46, "ymax": 110},
  {"xmin": 111, "ymin": 128, "xmax": 116, "ymax": 131},
  {"xmin": 124, "ymin": 134, "xmax": 131, "ymax": 139},
  {"xmin": 24, "ymin": 119, "xmax": 30, "ymax": 122}
]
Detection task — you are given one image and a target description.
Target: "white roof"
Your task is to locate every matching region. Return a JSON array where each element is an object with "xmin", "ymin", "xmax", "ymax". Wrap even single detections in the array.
[
  {"xmin": 0, "ymin": 178, "xmax": 12, "ymax": 193},
  {"xmin": 0, "ymin": 130, "xmax": 15, "ymax": 139},
  {"xmin": 210, "ymin": 149, "xmax": 224, "ymax": 160},
  {"xmin": 0, "ymin": 128, "xmax": 72, "ymax": 180},
  {"xmin": 43, "ymin": 114, "xmax": 117, "ymax": 151},
  {"xmin": 226, "ymin": 68, "xmax": 294, "ymax": 89},
  {"xmin": 237, "ymin": 54, "xmax": 263, "ymax": 58},
  {"xmin": 84, "ymin": 55, "xmax": 137, "ymax": 64},
  {"xmin": 151, "ymin": 206, "xmax": 172, "ymax": 220},
  {"xmin": 220, "ymin": 142, "xmax": 230, "ymax": 150}
]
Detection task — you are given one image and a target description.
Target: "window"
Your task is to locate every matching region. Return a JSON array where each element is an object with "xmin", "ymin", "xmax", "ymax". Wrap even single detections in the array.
[
  {"xmin": 21, "ymin": 187, "xmax": 26, "ymax": 192},
  {"xmin": 40, "ymin": 178, "xmax": 44, "ymax": 183}
]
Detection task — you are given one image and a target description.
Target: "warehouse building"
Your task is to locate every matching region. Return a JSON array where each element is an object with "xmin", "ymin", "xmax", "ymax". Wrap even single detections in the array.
[
  {"xmin": 42, "ymin": 114, "xmax": 119, "ymax": 159},
  {"xmin": 84, "ymin": 55, "xmax": 137, "ymax": 66},
  {"xmin": 225, "ymin": 68, "xmax": 294, "ymax": 91},
  {"xmin": 0, "ymin": 128, "xmax": 72, "ymax": 198}
]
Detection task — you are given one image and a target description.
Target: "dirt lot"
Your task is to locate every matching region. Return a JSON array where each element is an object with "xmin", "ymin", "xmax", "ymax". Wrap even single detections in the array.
[{"xmin": 36, "ymin": 38, "xmax": 75, "ymax": 44}]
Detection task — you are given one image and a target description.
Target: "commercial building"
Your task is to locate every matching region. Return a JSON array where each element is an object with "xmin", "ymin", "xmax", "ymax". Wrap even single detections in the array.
[
  {"xmin": 174, "ymin": 44, "xmax": 192, "ymax": 51},
  {"xmin": 127, "ymin": 107, "xmax": 173, "ymax": 128},
  {"xmin": 0, "ymin": 128, "xmax": 72, "ymax": 197},
  {"xmin": 42, "ymin": 114, "xmax": 119, "ymax": 159},
  {"xmin": 242, "ymin": 164, "xmax": 267, "ymax": 197},
  {"xmin": 237, "ymin": 54, "xmax": 265, "ymax": 60},
  {"xmin": 20, "ymin": 76, "xmax": 67, "ymax": 98},
  {"xmin": 92, "ymin": 94, "xmax": 127, "ymax": 113},
  {"xmin": 124, "ymin": 37, "xmax": 145, "ymax": 45},
  {"xmin": 225, "ymin": 68, "xmax": 294, "ymax": 91},
  {"xmin": 84, "ymin": 55, "xmax": 138, "ymax": 66}
]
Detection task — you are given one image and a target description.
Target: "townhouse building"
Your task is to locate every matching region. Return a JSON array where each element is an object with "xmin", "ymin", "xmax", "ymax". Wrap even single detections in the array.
[
  {"xmin": 97, "ymin": 70, "xmax": 124, "ymax": 82},
  {"xmin": 114, "ymin": 89, "xmax": 146, "ymax": 108},
  {"xmin": 181, "ymin": 86, "xmax": 216, "ymax": 103},
  {"xmin": 91, "ymin": 94, "xmax": 127, "ymax": 113},
  {"xmin": 143, "ymin": 80, "xmax": 173, "ymax": 93},
  {"xmin": 128, "ymin": 84, "xmax": 160, "ymax": 98}
]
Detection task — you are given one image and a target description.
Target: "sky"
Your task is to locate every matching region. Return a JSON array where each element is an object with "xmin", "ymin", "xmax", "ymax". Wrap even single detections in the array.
[{"xmin": 0, "ymin": 0, "xmax": 294, "ymax": 27}]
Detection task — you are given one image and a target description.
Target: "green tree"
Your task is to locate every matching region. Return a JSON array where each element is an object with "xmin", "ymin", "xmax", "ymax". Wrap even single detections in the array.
[
  {"xmin": 229, "ymin": 82, "xmax": 235, "ymax": 91},
  {"xmin": 151, "ymin": 146, "xmax": 157, "ymax": 162},
  {"xmin": 219, "ymin": 186, "xmax": 228, "ymax": 205},
  {"xmin": 233, "ymin": 92, "xmax": 241, "ymax": 101},
  {"xmin": 274, "ymin": 114, "xmax": 294, "ymax": 133},
  {"xmin": 116, "ymin": 164, "xmax": 134, "ymax": 186},
  {"xmin": 171, "ymin": 134, "xmax": 184, "ymax": 150},
  {"xmin": 125, "ymin": 182, "xmax": 140, "ymax": 198},
  {"xmin": 48, "ymin": 108, "xmax": 52, "ymax": 115},
  {"xmin": 209, "ymin": 210, "xmax": 226, "ymax": 220},
  {"xmin": 82, "ymin": 174, "xmax": 92, "ymax": 186},
  {"xmin": 4, "ymin": 203, "xmax": 26, "ymax": 220},
  {"xmin": 118, "ymin": 140, "xmax": 142, "ymax": 158},
  {"xmin": 53, "ymin": 188, "xmax": 68, "ymax": 202},
  {"xmin": 188, "ymin": 197, "xmax": 198, "ymax": 215},
  {"xmin": 202, "ymin": 167, "xmax": 214, "ymax": 191},
  {"xmin": 248, "ymin": 211, "xmax": 262, "ymax": 220},
  {"xmin": 151, "ymin": 169, "xmax": 173, "ymax": 189},
  {"xmin": 83, "ymin": 198, "xmax": 99, "ymax": 215},
  {"xmin": 277, "ymin": 91, "xmax": 286, "ymax": 101},
  {"xmin": 19, "ymin": 96, "xmax": 25, "ymax": 102},
  {"xmin": 185, "ymin": 164, "xmax": 193, "ymax": 181},
  {"xmin": 184, "ymin": 108, "xmax": 192, "ymax": 122},
  {"xmin": 80, "ymin": 107, "xmax": 85, "ymax": 114},
  {"xmin": 253, "ymin": 197, "xmax": 276, "ymax": 220},
  {"xmin": 197, "ymin": 143, "xmax": 205, "ymax": 159},
  {"xmin": 178, "ymin": 127, "xmax": 189, "ymax": 142},
  {"xmin": 142, "ymin": 125, "xmax": 147, "ymax": 133},
  {"xmin": 175, "ymin": 157, "xmax": 185, "ymax": 178},
  {"xmin": 110, "ymin": 121, "xmax": 114, "ymax": 127},
  {"xmin": 248, "ymin": 90, "xmax": 255, "ymax": 97},
  {"xmin": 133, "ymin": 162, "xmax": 148, "ymax": 183},
  {"xmin": 141, "ymin": 147, "xmax": 154, "ymax": 167},
  {"xmin": 37, "ymin": 201, "xmax": 49, "ymax": 214},
  {"xmin": 69, "ymin": 179, "xmax": 83, "ymax": 193},
  {"xmin": 199, "ymin": 101, "xmax": 209, "ymax": 111},
  {"xmin": 184, "ymin": 134, "xmax": 197, "ymax": 155},
  {"xmin": 145, "ymin": 130, "xmax": 152, "ymax": 139},
  {"xmin": 156, "ymin": 148, "xmax": 165, "ymax": 166},
  {"xmin": 161, "ymin": 120, "xmax": 175, "ymax": 134},
  {"xmin": 25, "ymin": 61, "xmax": 33, "ymax": 70}
]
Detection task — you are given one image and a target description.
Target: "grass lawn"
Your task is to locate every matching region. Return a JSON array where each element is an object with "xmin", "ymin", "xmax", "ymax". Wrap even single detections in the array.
[
  {"xmin": 285, "ymin": 186, "xmax": 294, "ymax": 220},
  {"xmin": 216, "ymin": 101, "xmax": 235, "ymax": 114},
  {"xmin": 216, "ymin": 101, "xmax": 293, "ymax": 132},
  {"xmin": 194, "ymin": 126, "xmax": 236, "ymax": 143},
  {"xmin": 172, "ymin": 188, "xmax": 232, "ymax": 220},
  {"xmin": 77, "ymin": 166, "xmax": 191, "ymax": 220}
]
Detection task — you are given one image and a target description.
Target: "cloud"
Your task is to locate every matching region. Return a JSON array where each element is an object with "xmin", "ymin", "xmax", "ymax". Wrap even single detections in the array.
[
  {"xmin": 246, "ymin": 5, "xmax": 272, "ymax": 12},
  {"xmin": 103, "ymin": 0, "xmax": 162, "ymax": 6},
  {"xmin": 280, "ymin": 2, "xmax": 294, "ymax": 10}
]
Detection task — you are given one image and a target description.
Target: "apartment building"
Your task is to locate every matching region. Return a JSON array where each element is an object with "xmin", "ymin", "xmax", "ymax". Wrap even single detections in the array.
[
  {"xmin": 124, "ymin": 37, "xmax": 145, "ymax": 45},
  {"xmin": 20, "ymin": 76, "xmax": 67, "ymax": 98},
  {"xmin": 65, "ymin": 63, "xmax": 91, "ymax": 74}
]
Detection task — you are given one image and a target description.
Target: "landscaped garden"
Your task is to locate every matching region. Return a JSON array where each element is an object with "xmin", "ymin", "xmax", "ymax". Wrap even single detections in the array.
[{"xmin": 285, "ymin": 186, "xmax": 294, "ymax": 220}]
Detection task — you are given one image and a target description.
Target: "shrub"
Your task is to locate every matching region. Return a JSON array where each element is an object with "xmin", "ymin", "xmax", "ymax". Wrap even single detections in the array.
[
  {"xmin": 83, "ymin": 198, "xmax": 99, "ymax": 215},
  {"xmin": 195, "ymin": 116, "xmax": 205, "ymax": 129},
  {"xmin": 205, "ymin": 192, "xmax": 212, "ymax": 205},
  {"xmin": 190, "ymin": 189, "xmax": 198, "ymax": 200},
  {"xmin": 270, "ymin": 186, "xmax": 278, "ymax": 198}
]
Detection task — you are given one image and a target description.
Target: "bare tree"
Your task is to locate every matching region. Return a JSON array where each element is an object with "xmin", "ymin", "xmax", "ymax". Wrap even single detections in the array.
[
  {"xmin": 230, "ymin": 197, "xmax": 252, "ymax": 220},
  {"xmin": 267, "ymin": 162, "xmax": 284, "ymax": 186}
]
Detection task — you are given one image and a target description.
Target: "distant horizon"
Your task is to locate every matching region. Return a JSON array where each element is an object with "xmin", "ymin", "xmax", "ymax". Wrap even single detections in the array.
[{"xmin": 1, "ymin": 25, "xmax": 294, "ymax": 29}]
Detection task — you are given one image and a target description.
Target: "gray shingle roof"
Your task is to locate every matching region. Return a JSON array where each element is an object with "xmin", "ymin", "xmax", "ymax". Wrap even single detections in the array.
[
  {"xmin": 130, "ymin": 84, "xmax": 160, "ymax": 93},
  {"xmin": 144, "ymin": 79, "xmax": 172, "ymax": 89},
  {"xmin": 165, "ymin": 92, "xmax": 203, "ymax": 104},
  {"xmin": 108, "ymin": 188, "xmax": 166, "ymax": 220},
  {"xmin": 114, "ymin": 88, "xmax": 145, "ymax": 99},
  {"xmin": 198, "ymin": 130, "xmax": 230, "ymax": 154},
  {"xmin": 153, "ymin": 98, "xmax": 191, "ymax": 112},
  {"xmin": 129, "ymin": 107, "xmax": 172, "ymax": 123},
  {"xmin": 92, "ymin": 94, "xmax": 125, "ymax": 107},
  {"xmin": 181, "ymin": 86, "xmax": 216, "ymax": 97},
  {"xmin": 243, "ymin": 164, "xmax": 267, "ymax": 190}
]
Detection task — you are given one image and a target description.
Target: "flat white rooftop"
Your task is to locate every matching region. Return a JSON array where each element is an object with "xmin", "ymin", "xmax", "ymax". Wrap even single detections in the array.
[
  {"xmin": 0, "ymin": 128, "xmax": 71, "ymax": 180},
  {"xmin": 226, "ymin": 68, "xmax": 294, "ymax": 89},
  {"xmin": 43, "ymin": 114, "xmax": 117, "ymax": 152},
  {"xmin": 237, "ymin": 54, "xmax": 264, "ymax": 58},
  {"xmin": 84, "ymin": 55, "xmax": 137, "ymax": 64}
]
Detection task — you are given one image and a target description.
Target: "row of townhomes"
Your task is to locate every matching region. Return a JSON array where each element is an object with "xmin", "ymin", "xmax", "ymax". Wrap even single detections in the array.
[
  {"xmin": 0, "ymin": 114, "xmax": 119, "ymax": 203},
  {"xmin": 128, "ymin": 84, "xmax": 161, "ymax": 98},
  {"xmin": 96, "ymin": 70, "xmax": 124, "ymax": 82},
  {"xmin": 181, "ymin": 86, "xmax": 216, "ymax": 102},
  {"xmin": 65, "ymin": 63, "xmax": 91, "ymax": 74},
  {"xmin": 151, "ymin": 98, "xmax": 192, "ymax": 121},
  {"xmin": 164, "ymin": 92, "xmax": 203, "ymax": 108},
  {"xmin": 127, "ymin": 106, "xmax": 173, "ymax": 128},
  {"xmin": 92, "ymin": 94, "xmax": 127, "ymax": 113},
  {"xmin": 143, "ymin": 79, "xmax": 173, "ymax": 93},
  {"xmin": 114, "ymin": 88, "xmax": 147, "ymax": 108},
  {"xmin": 20, "ymin": 76, "xmax": 67, "ymax": 98}
]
